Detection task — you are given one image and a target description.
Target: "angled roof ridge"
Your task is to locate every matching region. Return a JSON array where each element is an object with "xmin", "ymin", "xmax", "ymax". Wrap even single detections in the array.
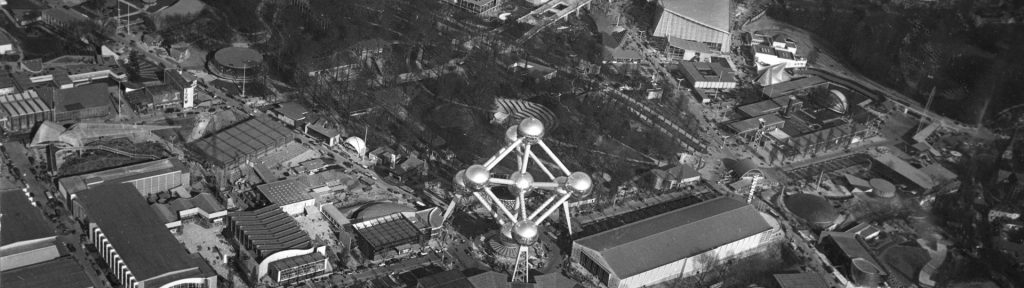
[
  {"xmin": 601, "ymin": 199, "xmax": 748, "ymax": 249},
  {"xmin": 579, "ymin": 197, "xmax": 741, "ymax": 248},
  {"xmin": 662, "ymin": 7, "xmax": 729, "ymax": 33}
]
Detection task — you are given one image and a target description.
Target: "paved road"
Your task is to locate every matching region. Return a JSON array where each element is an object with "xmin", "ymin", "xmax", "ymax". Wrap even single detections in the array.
[{"xmin": 3, "ymin": 141, "xmax": 112, "ymax": 288}]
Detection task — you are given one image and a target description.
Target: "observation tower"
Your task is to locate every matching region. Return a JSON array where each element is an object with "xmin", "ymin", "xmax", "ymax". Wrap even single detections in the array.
[{"xmin": 441, "ymin": 118, "xmax": 592, "ymax": 283}]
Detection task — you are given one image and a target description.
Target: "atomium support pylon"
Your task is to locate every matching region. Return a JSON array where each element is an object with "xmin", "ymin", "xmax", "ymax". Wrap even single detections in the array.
[{"xmin": 441, "ymin": 117, "xmax": 592, "ymax": 283}]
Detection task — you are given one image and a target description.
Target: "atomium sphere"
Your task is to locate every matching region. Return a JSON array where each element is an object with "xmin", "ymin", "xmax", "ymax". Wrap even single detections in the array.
[
  {"xmin": 452, "ymin": 170, "xmax": 471, "ymax": 196},
  {"xmin": 465, "ymin": 164, "xmax": 490, "ymax": 187},
  {"xmin": 518, "ymin": 117, "xmax": 545, "ymax": 139},
  {"xmin": 564, "ymin": 172, "xmax": 593, "ymax": 194},
  {"xmin": 510, "ymin": 172, "xmax": 534, "ymax": 192},
  {"xmin": 511, "ymin": 220, "xmax": 540, "ymax": 246}
]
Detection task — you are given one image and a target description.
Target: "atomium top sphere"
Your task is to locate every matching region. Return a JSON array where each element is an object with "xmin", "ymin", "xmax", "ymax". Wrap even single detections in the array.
[
  {"xmin": 452, "ymin": 170, "xmax": 471, "ymax": 195},
  {"xmin": 565, "ymin": 172, "xmax": 593, "ymax": 194},
  {"xmin": 510, "ymin": 172, "xmax": 534, "ymax": 192},
  {"xmin": 465, "ymin": 164, "xmax": 490, "ymax": 187},
  {"xmin": 511, "ymin": 220, "xmax": 540, "ymax": 245},
  {"xmin": 518, "ymin": 118, "xmax": 545, "ymax": 139}
]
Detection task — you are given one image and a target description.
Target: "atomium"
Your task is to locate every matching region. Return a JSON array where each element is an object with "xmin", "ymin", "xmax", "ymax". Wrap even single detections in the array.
[{"xmin": 440, "ymin": 117, "xmax": 591, "ymax": 283}]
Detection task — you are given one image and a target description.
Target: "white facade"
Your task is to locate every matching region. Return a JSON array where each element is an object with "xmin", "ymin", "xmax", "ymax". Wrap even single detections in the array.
[
  {"xmin": 280, "ymin": 199, "xmax": 316, "ymax": 216},
  {"xmin": 182, "ymin": 79, "xmax": 196, "ymax": 109},
  {"xmin": 256, "ymin": 247, "xmax": 327, "ymax": 280},
  {"xmin": 753, "ymin": 50, "xmax": 806, "ymax": 71},
  {"xmin": 0, "ymin": 43, "xmax": 12, "ymax": 54},
  {"xmin": 574, "ymin": 229, "xmax": 776, "ymax": 288}
]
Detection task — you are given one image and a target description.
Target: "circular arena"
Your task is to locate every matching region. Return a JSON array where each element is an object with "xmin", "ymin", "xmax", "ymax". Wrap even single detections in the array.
[{"xmin": 208, "ymin": 47, "xmax": 264, "ymax": 83}]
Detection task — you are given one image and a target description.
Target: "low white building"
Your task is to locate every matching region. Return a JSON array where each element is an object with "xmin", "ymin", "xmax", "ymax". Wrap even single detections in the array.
[
  {"xmin": 752, "ymin": 44, "xmax": 806, "ymax": 72},
  {"xmin": 750, "ymin": 32, "xmax": 806, "ymax": 72},
  {"xmin": 572, "ymin": 197, "xmax": 779, "ymax": 288}
]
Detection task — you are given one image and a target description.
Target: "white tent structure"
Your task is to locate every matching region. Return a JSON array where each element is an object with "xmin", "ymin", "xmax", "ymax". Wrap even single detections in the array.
[
  {"xmin": 344, "ymin": 137, "xmax": 367, "ymax": 156},
  {"xmin": 756, "ymin": 63, "xmax": 793, "ymax": 87}
]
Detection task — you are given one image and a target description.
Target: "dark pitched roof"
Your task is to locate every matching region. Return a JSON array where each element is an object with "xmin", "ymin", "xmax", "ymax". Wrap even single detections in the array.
[
  {"xmin": 0, "ymin": 257, "xmax": 92, "ymax": 288},
  {"xmin": 166, "ymin": 193, "xmax": 225, "ymax": 216},
  {"xmin": 75, "ymin": 183, "xmax": 204, "ymax": 282},
  {"xmin": 820, "ymin": 232, "xmax": 885, "ymax": 271},
  {"xmin": 575, "ymin": 197, "xmax": 771, "ymax": 278},
  {"xmin": 274, "ymin": 102, "xmax": 308, "ymax": 121},
  {"xmin": 660, "ymin": 0, "xmax": 730, "ymax": 32},
  {"xmin": 0, "ymin": 189, "xmax": 53, "ymax": 246},
  {"xmin": 666, "ymin": 164, "xmax": 700, "ymax": 180},
  {"xmin": 190, "ymin": 116, "xmax": 292, "ymax": 167}
]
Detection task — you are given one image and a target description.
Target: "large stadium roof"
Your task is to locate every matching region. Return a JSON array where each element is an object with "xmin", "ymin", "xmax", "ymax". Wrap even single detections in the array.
[
  {"xmin": 1, "ymin": 189, "xmax": 53, "ymax": 246},
  {"xmin": 74, "ymin": 183, "xmax": 203, "ymax": 281},
  {"xmin": 574, "ymin": 197, "xmax": 771, "ymax": 279},
  {"xmin": 352, "ymin": 213, "xmax": 422, "ymax": 252},
  {"xmin": 227, "ymin": 205, "xmax": 311, "ymax": 259},
  {"xmin": 190, "ymin": 116, "xmax": 291, "ymax": 167}
]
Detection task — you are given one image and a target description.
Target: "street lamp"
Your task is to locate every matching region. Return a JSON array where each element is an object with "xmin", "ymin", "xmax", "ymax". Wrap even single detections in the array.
[{"xmin": 240, "ymin": 60, "xmax": 252, "ymax": 98}]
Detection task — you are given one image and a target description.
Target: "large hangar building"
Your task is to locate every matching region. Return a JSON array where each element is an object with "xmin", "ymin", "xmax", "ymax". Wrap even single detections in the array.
[{"xmin": 571, "ymin": 197, "xmax": 779, "ymax": 288}]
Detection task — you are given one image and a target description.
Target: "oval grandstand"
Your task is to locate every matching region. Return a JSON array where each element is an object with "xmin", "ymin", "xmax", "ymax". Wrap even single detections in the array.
[{"xmin": 208, "ymin": 47, "xmax": 264, "ymax": 83}]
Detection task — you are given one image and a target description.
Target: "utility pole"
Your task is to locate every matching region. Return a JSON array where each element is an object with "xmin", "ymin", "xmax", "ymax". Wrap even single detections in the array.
[
  {"xmin": 916, "ymin": 85, "xmax": 937, "ymax": 135},
  {"xmin": 241, "ymin": 61, "xmax": 248, "ymax": 98}
]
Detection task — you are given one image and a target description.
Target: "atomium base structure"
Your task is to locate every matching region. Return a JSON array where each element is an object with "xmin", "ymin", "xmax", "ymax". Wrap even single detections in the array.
[{"xmin": 442, "ymin": 118, "xmax": 592, "ymax": 283}]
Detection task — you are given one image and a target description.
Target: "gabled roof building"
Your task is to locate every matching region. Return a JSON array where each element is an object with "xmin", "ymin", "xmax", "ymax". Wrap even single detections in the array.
[
  {"xmin": 652, "ymin": 0, "xmax": 731, "ymax": 53},
  {"xmin": 71, "ymin": 184, "xmax": 217, "ymax": 288},
  {"xmin": 571, "ymin": 197, "xmax": 779, "ymax": 288}
]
